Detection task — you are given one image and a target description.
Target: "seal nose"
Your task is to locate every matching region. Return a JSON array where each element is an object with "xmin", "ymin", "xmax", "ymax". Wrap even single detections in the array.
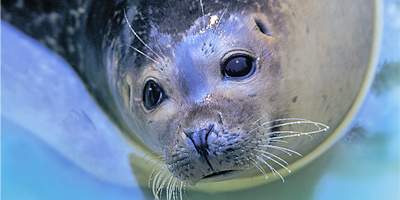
[{"xmin": 185, "ymin": 124, "xmax": 214, "ymax": 156}]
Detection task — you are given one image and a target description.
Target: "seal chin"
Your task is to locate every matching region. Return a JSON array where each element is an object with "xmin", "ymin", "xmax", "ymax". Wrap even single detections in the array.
[{"xmin": 198, "ymin": 169, "xmax": 246, "ymax": 183}]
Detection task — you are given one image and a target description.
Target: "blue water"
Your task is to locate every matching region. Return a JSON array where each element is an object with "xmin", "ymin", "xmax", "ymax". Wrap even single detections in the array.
[
  {"xmin": 2, "ymin": 0, "xmax": 399, "ymax": 199},
  {"xmin": 2, "ymin": 119, "xmax": 144, "ymax": 200}
]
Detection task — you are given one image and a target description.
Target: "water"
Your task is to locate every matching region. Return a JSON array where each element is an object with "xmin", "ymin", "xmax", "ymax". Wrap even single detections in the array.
[{"xmin": 1, "ymin": 0, "xmax": 399, "ymax": 199}]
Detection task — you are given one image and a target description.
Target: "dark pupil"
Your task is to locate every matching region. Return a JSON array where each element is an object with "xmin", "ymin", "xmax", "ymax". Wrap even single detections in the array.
[
  {"xmin": 224, "ymin": 56, "xmax": 253, "ymax": 77},
  {"xmin": 143, "ymin": 81, "xmax": 163, "ymax": 110}
]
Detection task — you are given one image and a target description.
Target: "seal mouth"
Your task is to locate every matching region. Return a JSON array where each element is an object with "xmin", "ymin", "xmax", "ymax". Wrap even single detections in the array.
[
  {"xmin": 202, "ymin": 170, "xmax": 235, "ymax": 179},
  {"xmin": 199, "ymin": 169, "xmax": 245, "ymax": 183}
]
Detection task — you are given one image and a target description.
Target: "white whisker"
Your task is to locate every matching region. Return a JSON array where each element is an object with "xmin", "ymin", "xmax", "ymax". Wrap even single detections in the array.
[
  {"xmin": 261, "ymin": 154, "xmax": 291, "ymax": 173},
  {"xmin": 159, "ymin": 173, "xmax": 172, "ymax": 198},
  {"xmin": 166, "ymin": 175, "xmax": 175, "ymax": 200},
  {"xmin": 249, "ymin": 114, "xmax": 266, "ymax": 127},
  {"xmin": 257, "ymin": 129, "xmax": 328, "ymax": 140},
  {"xmin": 266, "ymin": 118, "xmax": 329, "ymax": 129},
  {"xmin": 239, "ymin": 113, "xmax": 256, "ymax": 130},
  {"xmin": 264, "ymin": 121, "xmax": 328, "ymax": 131},
  {"xmin": 199, "ymin": 0, "xmax": 205, "ymax": 25},
  {"xmin": 154, "ymin": 167, "xmax": 169, "ymax": 198},
  {"xmin": 254, "ymin": 154, "xmax": 285, "ymax": 182},
  {"xmin": 145, "ymin": 154, "xmax": 165, "ymax": 164},
  {"xmin": 179, "ymin": 181, "xmax": 184, "ymax": 200},
  {"xmin": 252, "ymin": 148, "xmax": 289, "ymax": 166},
  {"xmin": 151, "ymin": 164, "xmax": 166, "ymax": 188},
  {"xmin": 248, "ymin": 156, "xmax": 267, "ymax": 179},
  {"xmin": 183, "ymin": 183, "xmax": 187, "ymax": 200},
  {"xmin": 255, "ymin": 144, "xmax": 302, "ymax": 157},
  {"xmin": 173, "ymin": 178, "xmax": 179, "ymax": 200},
  {"xmin": 213, "ymin": 7, "xmax": 228, "ymax": 33},
  {"xmin": 128, "ymin": 45, "xmax": 160, "ymax": 64},
  {"xmin": 249, "ymin": 118, "xmax": 329, "ymax": 135},
  {"xmin": 143, "ymin": 151, "xmax": 164, "ymax": 159},
  {"xmin": 249, "ymin": 109, "xmax": 277, "ymax": 127},
  {"xmin": 149, "ymin": 159, "xmax": 166, "ymax": 187},
  {"xmin": 155, "ymin": 43, "xmax": 167, "ymax": 61},
  {"xmin": 124, "ymin": 9, "xmax": 164, "ymax": 60}
]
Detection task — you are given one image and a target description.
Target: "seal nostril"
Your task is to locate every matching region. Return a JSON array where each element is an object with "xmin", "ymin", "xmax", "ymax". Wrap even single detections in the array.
[
  {"xmin": 185, "ymin": 125, "xmax": 214, "ymax": 155},
  {"xmin": 185, "ymin": 124, "xmax": 215, "ymax": 170}
]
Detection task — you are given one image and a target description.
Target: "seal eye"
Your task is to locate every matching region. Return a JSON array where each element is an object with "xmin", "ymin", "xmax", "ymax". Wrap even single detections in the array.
[
  {"xmin": 222, "ymin": 55, "xmax": 255, "ymax": 79},
  {"xmin": 143, "ymin": 80, "xmax": 165, "ymax": 110}
]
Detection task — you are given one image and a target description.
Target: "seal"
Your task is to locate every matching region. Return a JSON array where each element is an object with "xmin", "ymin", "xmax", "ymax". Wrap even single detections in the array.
[{"xmin": 2, "ymin": 0, "xmax": 379, "ymax": 199}]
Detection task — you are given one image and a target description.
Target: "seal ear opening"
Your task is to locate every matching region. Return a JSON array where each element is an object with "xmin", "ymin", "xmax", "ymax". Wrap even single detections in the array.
[{"xmin": 254, "ymin": 18, "xmax": 271, "ymax": 36}]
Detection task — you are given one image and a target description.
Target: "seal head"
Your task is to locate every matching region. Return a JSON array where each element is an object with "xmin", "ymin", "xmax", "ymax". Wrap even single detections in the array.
[{"xmin": 114, "ymin": 0, "xmax": 329, "ymax": 187}]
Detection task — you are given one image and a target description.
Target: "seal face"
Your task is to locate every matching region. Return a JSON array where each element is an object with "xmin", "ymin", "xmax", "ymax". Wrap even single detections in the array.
[{"xmin": 115, "ymin": 0, "xmax": 330, "ymax": 189}]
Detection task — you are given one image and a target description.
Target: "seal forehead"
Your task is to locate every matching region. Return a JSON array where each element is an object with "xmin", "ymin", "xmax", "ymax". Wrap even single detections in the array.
[
  {"xmin": 136, "ymin": 0, "xmax": 258, "ymax": 34},
  {"xmin": 128, "ymin": 0, "xmax": 275, "ymax": 66}
]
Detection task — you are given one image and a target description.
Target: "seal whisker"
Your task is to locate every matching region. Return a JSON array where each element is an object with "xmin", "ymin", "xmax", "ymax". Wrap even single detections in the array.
[
  {"xmin": 144, "ymin": 153, "xmax": 165, "ymax": 164},
  {"xmin": 152, "ymin": 166, "xmax": 169, "ymax": 197},
  {"xmin": 252, "ymin": 148, "xmax": 289, "ymax": 166},
  {"xmin": 128, "ymin": 45, "xmax": 160, "ymax": 64},
  {"xmin": 248, "ymin": 156, "xmax": 268, "ymax": 178},
  {"xmin": 241, "ymin": 152, "xmax": 251, "ymax": 169},
  {"xmin": 257, "ymin": 130, "xmax": 304, "ymax": 137},
  {"xmin": 249, "ymin": 109, "xmax": 276, "ymax": 127},
  {"xmin": 260, "ymin": 153, "xmax": 291, "ymax": 173},
  {"xmin": 145, "ymin": 155, "xmax": 165, "ymax": 164},
  {"xmin": 124, "ymin": 9, "xmax": 165, "ymax": 61},
  {"xmin": 149, "ymin": 159, "xmax": 167, "ymax": 187},
  {"xmin": 151, "ymin": 166, "xmax": 166, "ymax": 194},
  {"xmin": 265, "ymin": 121, "xmax": 328, "ymax": 131},
  {"xmin": 255, "ymin": 144, "xmax": 303, "ymax": 157},
  {"xmin": 257, "ymin": 130, "xmax": 319, "ymax": 139},
  {"xmin": 254, "ymin": 154, "xmax": 285, "ymax": 182},
  {"xmin": 182, "ymin": 182, "xmax": 188, "ymax": 200},
  {"xmin": 265, "ymin": 118, "xmax": 329, "ymax": 130},
  {"xmin": 149, "ymin": 163, "xmax": 164, "ymax": 188},
  {"xmin": 213, "ymin": 7, "xmax": 228, "ymax": 33},
  {"xmin": 179, "ymin": 181, "xmax": 184, "ymax": 200},
  {"xmin": 246, "ymin": 110, "xmax": 277, "ymax": 133},
  {"xmin": 248, "ymin": 118, "xmax": 328, "ymax": 135},
  {"xmin": 238, "ymin": 112, "xmax": 256, "ymax": 131},
  {"xmin": 166, "ymin": 175, "xmax": 175, "ymax": 200},
  {"xmin": 144, "ymin": 150, "xmax": 165, "ymax": 158},
  {"xmin": 155, "ymin": 45, "xmax": 167, "ymax": 61},
  {"xmin": 156, "ymin": 171, "xmax": 171, "ymax": 199},
  {"xmin": 249, "ymin": 114, "xmax": 267, "ymax": 127},
  {"xmin": 157, "ymin": 173, "xmax": 169, "ymax": 199},
  {"xmin": 149, "ymin": 158, "xmax": 166, "ymax": 175},
  {"xmin": 171, "ymin": 178, "xmax": 177, "ymax": 200},
  {"xmin": 173, "ymin": 178, "xmax": 181, "ymax": 200},
  {"xmin": 166, "ymin": 176, "xmax": 172, "ymax": 200},
  {"xmin": 199, "ymin": 0, "xmax": 205, "ymax": 27},
  {"xmin": 257, "ymin": 128, "xmax": 328, "ymax": 141}
]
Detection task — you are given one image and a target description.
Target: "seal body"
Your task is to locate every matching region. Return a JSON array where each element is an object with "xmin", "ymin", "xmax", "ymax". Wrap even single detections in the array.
[{"xmin": 2, "ymin": 0, "xmax": 377, "ymax": 197}]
